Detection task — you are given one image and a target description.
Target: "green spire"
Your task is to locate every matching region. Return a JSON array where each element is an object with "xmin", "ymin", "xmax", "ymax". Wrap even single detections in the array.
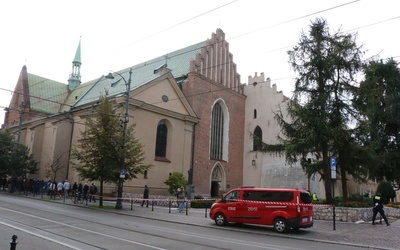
[
  {"xmin": 73, "ymin": 37, "xmax": 81, "ymax": 63},
  {"xmin": 68, "ymin": 37, "xmax": 82, "ymax": 91}
]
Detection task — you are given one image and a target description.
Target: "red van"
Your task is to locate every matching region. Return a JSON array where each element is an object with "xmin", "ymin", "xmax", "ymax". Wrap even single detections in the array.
[{"xmin": 209, "ymin": 187, "xmax": 313, "ymax": 233}]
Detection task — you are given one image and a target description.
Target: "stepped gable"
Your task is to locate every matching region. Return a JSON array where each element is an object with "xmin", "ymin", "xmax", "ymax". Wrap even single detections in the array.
[{"xmin": 190, "ymin": 28, "xmax": 242, "ymax": 94}]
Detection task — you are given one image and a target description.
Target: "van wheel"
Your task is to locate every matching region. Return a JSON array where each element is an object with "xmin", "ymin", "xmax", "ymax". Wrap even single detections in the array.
[
  {"xmin": 214, "ymin": 213, "xmax": 227, "ymax": 226},
  {"xmin": 273, "ymin": 218, "xmax": 288, "ymax": 233}
]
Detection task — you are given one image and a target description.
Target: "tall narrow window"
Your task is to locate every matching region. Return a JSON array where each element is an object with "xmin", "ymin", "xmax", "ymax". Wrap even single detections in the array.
[
  {"xmin": 253, "ymin": 126, "xmax": 263, "ymax": 151},
  {"xmin": 155, "ymin": 121, "xmax": 167, "ymax": 158},
  {"xmin": 210, "ymin": 102, "xmax": 224, "ymax": 159},
  {"xmin": 254, "ymin": 109, "xmax": 257, "ymax": 119}
]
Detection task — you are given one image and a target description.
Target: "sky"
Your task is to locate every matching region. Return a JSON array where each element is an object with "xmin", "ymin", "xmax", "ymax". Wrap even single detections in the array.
[{"xmin": 1, "ymin": 0, "xmax": 399, "ymax": 126}]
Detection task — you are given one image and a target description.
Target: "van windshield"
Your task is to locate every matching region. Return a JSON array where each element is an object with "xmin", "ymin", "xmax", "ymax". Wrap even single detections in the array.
[
  {"xmin": 224, "ymin": 191, "xmax": 240, "ymax": 200},
  {"xmin": 300, "ymin": 191, "xmax": 312, "ymax": 204}
]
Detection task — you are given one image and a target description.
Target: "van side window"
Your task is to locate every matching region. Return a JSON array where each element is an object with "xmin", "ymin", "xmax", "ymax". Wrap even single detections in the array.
[
  {"xmin": 225, "ymin": 191, "xmax": 240, "ymax": 200},
  {"xmin": 243, "ymin": 191, "xmax": 293, "ymax": 202},
  {"xmin": 300, "ymin": 191, "xmax": 312, "ymax": 204}
]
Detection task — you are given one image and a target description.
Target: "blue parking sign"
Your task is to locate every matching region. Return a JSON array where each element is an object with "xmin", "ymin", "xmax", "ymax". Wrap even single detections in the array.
[
  {"xmin": 330, "ymin": 157, "xmax": 336, "ymax": 167},
  {"xmin": 330, "ymin": 157, "xmax": 336, "ymax": 179},
  {"xmin": 120, "ymin": 169, "xmax": 126, "ymax": 178}
]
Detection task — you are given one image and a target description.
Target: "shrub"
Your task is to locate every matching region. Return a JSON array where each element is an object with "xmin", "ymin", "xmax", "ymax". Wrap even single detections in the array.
[
  {"xmin": 343, "ymin": 201, "xmax": 370, "ymax": 207},
  {"xmin": 190, "ymin": 199, "xmax": 215, "ymax": 209},
  {"xmin": 163, "ymin": 172, "xmax": 188, "ymax": 195},
  {"xmin": 194, "ymin": 194, "xmax": 204, "ymax": 199}
]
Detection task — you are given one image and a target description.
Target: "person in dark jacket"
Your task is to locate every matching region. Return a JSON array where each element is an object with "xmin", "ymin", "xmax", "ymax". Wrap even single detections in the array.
[
  {"xmin": 83, "ymin": 183, "xmax": 89, "ymax": 200},
  {"xmin": 372, "ymin": 191, "xmax": 390, "ymax": 226},
  {"xmin": 141, "ymin": 185, "xmax": 150, "ymax": 207}
]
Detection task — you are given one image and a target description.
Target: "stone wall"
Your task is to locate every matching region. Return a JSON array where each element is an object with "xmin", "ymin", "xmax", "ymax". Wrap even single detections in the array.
[
  {"xmin": 314, "ymin": 206, "xmax": 400, "ymax": 222},
  {"xmin": 122, "ymin": 192, "xmax": 400, "ymax": 223}
]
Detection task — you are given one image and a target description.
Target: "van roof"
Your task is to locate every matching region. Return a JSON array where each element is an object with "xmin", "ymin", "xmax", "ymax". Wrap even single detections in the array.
[{"xmin": 233, "ymin": 187, "xmax": 309, "ymax": 192}]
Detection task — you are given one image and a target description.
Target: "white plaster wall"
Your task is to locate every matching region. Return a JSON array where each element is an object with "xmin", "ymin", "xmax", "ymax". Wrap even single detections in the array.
[{"xmin": 243, "ymin": 72, "xmax": 312, "ymax": 190}]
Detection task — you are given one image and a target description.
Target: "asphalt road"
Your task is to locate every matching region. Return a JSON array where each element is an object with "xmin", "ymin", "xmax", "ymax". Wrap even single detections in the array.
[{"xmin": 0, "ymin": 194, "xmax": 388, "ymax": 250}]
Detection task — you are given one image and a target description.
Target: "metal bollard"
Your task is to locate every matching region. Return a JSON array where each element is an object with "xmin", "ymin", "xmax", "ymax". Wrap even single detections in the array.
[
  {"xmin": 169, "ymin": 200, "xmax": 171, "ymax": 213},
  {"xmin": 131, "ymin": 199, "xmax": 133, "ymax": 210},
  {"xmin": 205, "ymin": 207, "xmax": 208, "ymax": 218},
  {"xmin": 151, "ymin": 200, "xmax": 154, "ymax": 211},
  {"xmin": 10, "ymin": 235, "xmax": 18, "ymax": 250}
]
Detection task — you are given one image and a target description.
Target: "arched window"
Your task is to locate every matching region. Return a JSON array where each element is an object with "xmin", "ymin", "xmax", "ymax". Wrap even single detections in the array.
[
  {"xmin": 253, "ymin": 126, "xmax": 263, "ymax": 151},
  {"xmin": 210, "ymin": 102, "xmax": 224, "ymax": 159},
  {"xmin": 155, "ymin": 121, "xmax": 167, "ymax": 158}
]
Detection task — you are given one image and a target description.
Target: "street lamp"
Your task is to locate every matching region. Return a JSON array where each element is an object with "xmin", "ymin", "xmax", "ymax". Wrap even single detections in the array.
[{"xmin": 105, "ymin": 68, "xmax": 132, "ymax": 209}]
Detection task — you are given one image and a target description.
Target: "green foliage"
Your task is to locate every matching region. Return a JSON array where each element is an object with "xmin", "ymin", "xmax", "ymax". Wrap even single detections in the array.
[
  {"xmin": 354, "ymin": 59, "xmax": 400, "ymax": 184},
  {"xmin": 334, "ymin": 195, "xmax": 371, "ymax": 207},
  {"xmin": 72, "ymin": 94, "xmax": 151, "ymax": 184},
  {"xmin": 260, "ymin": 18, "xmax": 365, "ymax": 204},
  {"xmin": 190, "ymin": 199, "xmax": 214, "ymax": 208},
  {"xmin": 194, "ymin": 194, "xmax": 204, "ymax": 199},
  {"xmin": 377, "ymin": 181, "xmax": 396, "ymax": 203},
  {"xmin": 343, "ymin": 201, "xmax": 371, "ymax": 207},
  {"xmin": 164, "ymin": 172, "xmax": 188, "ymax": 195},
  {"xmin": 0, "ymin": 129, "xmax": 38, "ymax": 178}
]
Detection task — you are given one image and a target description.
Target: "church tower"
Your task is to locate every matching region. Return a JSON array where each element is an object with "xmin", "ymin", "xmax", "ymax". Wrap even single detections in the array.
[{"xmin": 68, "ymin": 38, "xmax": 82, "ymax": 91}]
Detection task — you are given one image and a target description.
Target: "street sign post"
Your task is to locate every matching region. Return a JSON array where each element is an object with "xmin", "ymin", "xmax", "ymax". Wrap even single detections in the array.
[
  {"xmin": 330, "ymin": 156, "xmax": 336, "ymax": 231},
  {"xmin": 330, "ymin": 157, "xmax": 336, "ymax": 180}
]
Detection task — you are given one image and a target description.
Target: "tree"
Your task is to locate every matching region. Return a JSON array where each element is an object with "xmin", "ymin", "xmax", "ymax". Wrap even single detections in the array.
[
  {"xmin": 72, "ymin": 94, "xmax": 151, "ymax": 207},
  {"xmin": 258, "ymin": 18, "xmax": 365, "ymax": 203},
  {"xmin": 354, "ymin": 59, "xmax": 400, "ymax": 186},
  {"xmin": 376, "ymin": 180, "xmax": 396, "ymax": 203},
  {"xmin": 44, "ymin": 151, "xmax": 69, "ymax": 193},
  {"xmin": 0, "ymin": 129, "xmax": 38, "ymax": 180},
  {"xmin": 164, "ymin": 172, "xmax": 188, "ymax": 195}
]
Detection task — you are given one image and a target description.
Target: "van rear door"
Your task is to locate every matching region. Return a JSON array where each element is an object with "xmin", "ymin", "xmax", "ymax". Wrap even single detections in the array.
[{"xmin": 298, "ymin": 191, "xmax": 313, "ymax": 225}]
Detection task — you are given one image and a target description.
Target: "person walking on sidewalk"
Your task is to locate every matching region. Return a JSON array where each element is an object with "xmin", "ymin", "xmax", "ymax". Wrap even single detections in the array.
[
  {"xmin": 83, "ymin": 183, "xmax": 89, "ymax": 200},
  {"xmin": 89, "ymin": 183, "xmax": 98, "ymax": 203},
  {"xmin": 177, "ymin": 188, "xmax": 186, "ymax": 213},
  {"xmin": 372, "ymin": 191, "xmax": 390, "ymax": 226},
  {"xmin": 141, "ymin": 185, "xmax": 150, "ymax": 207}
]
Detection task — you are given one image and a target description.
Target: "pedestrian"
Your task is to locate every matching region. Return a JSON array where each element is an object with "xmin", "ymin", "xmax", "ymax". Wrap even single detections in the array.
[
  {"xmin": 177, "ymin": 188, "xmax": 186, "ymax": 213},
  {"xmin": 89, "ymin": 183, "xmax": 98, "ymax": 203},
  {"xmin": 49, "ymin": 181, "xmax": 55, "ymax": 197},
  {"xmin": 83, "ymin": 183, "xmax": 89, "ymax": 200},
  {"xmin": 141, "ymin": 185, "xmax": 150, "ymax": 207},
  {"xmin": 372, "ymin": 191, "xmax": 390, "ymax": 226},
  {"xmin": 72, "ymin": 182, "xmax": 78, "ymax": 194},
  {"xmin": 57, "ymin": 181, "xmax": 63, "ymax": 197},
  {"xmin": 78, "ymin": 183, "xmax": 83, "ymax": 194},
  {"xmin": 312, "ymin": 192, "xmax": 319, "ymax": 202},
  {"xmin": 63, "ymin": 180, "xmax": 71, "ymax": 198}
]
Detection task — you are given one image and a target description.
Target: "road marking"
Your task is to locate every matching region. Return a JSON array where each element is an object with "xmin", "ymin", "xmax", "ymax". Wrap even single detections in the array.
[{"xmin": 0, "ymin": 206, "xmax": 168, "ymax": 250}]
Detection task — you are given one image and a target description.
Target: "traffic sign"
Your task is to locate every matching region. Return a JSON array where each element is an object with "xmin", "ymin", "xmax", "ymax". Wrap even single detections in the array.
[
  {"xmin": 120, "ymin": 169, "xmax": 126, "ymax": 178},
  {"xmin": 330, "ymin": 157, "xmax": 336, "ymax": 180}
]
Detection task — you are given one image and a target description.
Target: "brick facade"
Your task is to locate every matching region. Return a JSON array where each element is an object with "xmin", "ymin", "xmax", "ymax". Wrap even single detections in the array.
[{"xmin": 181, "ymin": 30, "xmax": 245, "ymax": 197}]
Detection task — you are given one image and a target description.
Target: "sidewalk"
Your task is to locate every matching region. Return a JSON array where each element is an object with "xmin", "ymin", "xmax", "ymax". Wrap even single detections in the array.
[
  {"xmin": 98, "ymin": 199, "xmax": 400, "ymax": 250},
  {"xmin": 5, "ymin": 193, "xmax": 400, "ymax": 250}
]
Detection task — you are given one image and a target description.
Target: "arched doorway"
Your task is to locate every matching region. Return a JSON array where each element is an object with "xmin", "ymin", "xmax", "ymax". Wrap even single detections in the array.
[{"xmin": 210, "ymin": 164, "xmax": 225, "ymax": 197}]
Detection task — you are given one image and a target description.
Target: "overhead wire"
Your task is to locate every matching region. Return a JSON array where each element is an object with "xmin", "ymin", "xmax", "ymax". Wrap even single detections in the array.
[
  {"xmin": 228, "ymin": 0, "xmax": 362, "ymax": 40},
  {"xmin": 1, "ymin": 0, "xmax": 397, "ymax": 122},
  {"xmin": 111, "ymin": 0, "xmax": 239, "ymax": 53}
]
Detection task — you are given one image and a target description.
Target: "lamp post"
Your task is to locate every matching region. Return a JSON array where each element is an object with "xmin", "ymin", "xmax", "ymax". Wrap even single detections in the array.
[{"xmin": 105, "ymin": 68, "xmax": 132, "ymax": 209}]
